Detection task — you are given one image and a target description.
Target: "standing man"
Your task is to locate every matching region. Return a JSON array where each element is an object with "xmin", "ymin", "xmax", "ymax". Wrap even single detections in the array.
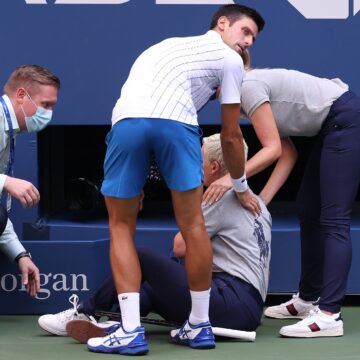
[
  {"xmin": 0, "ymin": 64, "xmax": 60, "ymax": 297},
  {"xmin": 93, "ymin": 4, "xmax": 265, "ymax": 356}
]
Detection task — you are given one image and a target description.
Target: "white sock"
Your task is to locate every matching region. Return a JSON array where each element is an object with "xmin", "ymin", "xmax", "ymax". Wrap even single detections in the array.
[
  {"xmin": 118, "ymin": 292, "xmax": 141, "ymax": 332},
  {"xmin": 189, "ymin": 288, "xmax": 211, "ymax": 325}
]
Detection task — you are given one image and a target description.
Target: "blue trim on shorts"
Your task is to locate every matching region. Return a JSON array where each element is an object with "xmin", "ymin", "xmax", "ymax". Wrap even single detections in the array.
[{"xmin": 101, "ymin": 118, "xmax": 203, "ymax": 198}]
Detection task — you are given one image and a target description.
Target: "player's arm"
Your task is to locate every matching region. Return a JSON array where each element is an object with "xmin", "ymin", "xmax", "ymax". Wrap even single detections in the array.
[
  {"xmin": 215, "ymin": 50, "xmax": 260, "ymax": 215},
  {"xmin": 221, "ymin": 103, "xmax": 261, "ymax": 216},
  {"xmin": 259, "ymin": 137, "xmax": 298, "ymax": 205},
  {"xmin": 220, "ymin": 103, "xmax": 244, "ymax": 178}
]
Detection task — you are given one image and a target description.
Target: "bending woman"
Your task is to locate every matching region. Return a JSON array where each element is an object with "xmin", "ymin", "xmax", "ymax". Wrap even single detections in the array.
[{"xmin": 205, "ymin": 65, "xmax": 360, "ymax": 338}]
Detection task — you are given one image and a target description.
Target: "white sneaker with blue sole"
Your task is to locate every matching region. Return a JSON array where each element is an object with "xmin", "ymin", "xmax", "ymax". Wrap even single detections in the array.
[
  {"xmin": 87, "ymin": 324, "xmax": 149, "ymax": 355},
  {"xmin": 170, "ymin": 320, "xmax": 215, "ymax": 349}
]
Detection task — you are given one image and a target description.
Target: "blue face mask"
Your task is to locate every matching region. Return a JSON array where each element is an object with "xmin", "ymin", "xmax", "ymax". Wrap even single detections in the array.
[{"xmin": 21, "ymin": 91, "xmax": 53, "ymax": 133}]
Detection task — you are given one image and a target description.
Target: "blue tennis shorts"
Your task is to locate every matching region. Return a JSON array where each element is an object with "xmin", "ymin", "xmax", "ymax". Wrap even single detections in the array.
[{"xmin": 101, "ymin": 118, "xmax": 203, "ymax": 198}]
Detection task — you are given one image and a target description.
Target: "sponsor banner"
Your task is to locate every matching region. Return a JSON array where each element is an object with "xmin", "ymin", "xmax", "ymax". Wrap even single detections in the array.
[
  {"xmin": 0, "ymin": 239, "xmax": 110, "ymax": 314},
  {"xmin": 0, "ymin": 227, "xmax": 176, "ymax": 314}
]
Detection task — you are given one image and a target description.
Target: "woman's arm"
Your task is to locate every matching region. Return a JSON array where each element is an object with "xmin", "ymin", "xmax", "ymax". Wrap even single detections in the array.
[
  {"xmin": 203, "ymin": 102, "xmax": 282, "ymax": 204},
  {"xmin": 245, "ymin": 101, "xmax": 282, "ymax": 177},
  {"xmin": 259, "ymin": 137, "xmax": 298, "ymax": 205}
]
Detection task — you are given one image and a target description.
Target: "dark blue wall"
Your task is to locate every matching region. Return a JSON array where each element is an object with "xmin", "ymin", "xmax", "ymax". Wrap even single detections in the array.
[
  {"xmin": 1, "ymin": 0, "xmax": 360, "ymax": 126},
  {"xmin": 3, "ymin": 0, "xmax": 360, "ymax": 234},
  {"xmin": 1, "ymin": 1, "xmax": 360, "ymax": 311}
]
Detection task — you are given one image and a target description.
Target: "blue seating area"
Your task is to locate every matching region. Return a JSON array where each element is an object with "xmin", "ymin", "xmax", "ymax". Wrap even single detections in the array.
[
  {"xmin": 0, "ymin": 125, "xmax": 359, "ymax": 315},
  {"xmin": 2, "ymin": 205, "xmax": 360, "ymax": 315}
]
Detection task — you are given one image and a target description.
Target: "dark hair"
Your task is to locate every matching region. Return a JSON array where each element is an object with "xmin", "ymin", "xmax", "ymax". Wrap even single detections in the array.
[
  {"xmin": 210, "ymin": 4, "xmax": 265, "ymax": 32},
  {"xmin": 4, "ymin": 64, "xmax": 60, "ymax": 95}
]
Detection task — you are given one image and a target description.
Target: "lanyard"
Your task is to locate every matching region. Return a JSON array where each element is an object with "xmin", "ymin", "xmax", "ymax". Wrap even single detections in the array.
[
  {"xmin": 0, "ymin": 97, "xmax": 15, "ymax": 212},
  {"xmin": 0, "ymin": 97, "xmax": 15, "ymax": 176}
]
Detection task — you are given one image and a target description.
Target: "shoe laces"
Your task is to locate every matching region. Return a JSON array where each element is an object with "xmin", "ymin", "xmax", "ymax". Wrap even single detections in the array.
[
  {"xmin": 297, "ymin": 306, "xmax": 321, "ymax": 325},
  {"xmin": 88, "ymin": 315, "xmax": 98, "ymax": 324},
  {"xmin": 308, "ymin": 307, "xmax": 340, "ymax": 320},
  {"xmin": 104, "ymin": 322, "xmax": 122, "ymax": 335},
  {"xmin": 308, "ymin": 307, "xmax": 321, "ymax": 317},
  {"xmin": 102, "ymin": 325, "xmax": 128, "ymax": 345},
  {"xmin": 280, "ymin": 293, "xmax": 300, "ymax": 306},
  {"xmin": 282, "ymin": 293, "xmax": 318, "ymax": 307},
  {"xmin": 178, "ymin": 321, "xmax": 192, "ymax": 338},
  {"xmin": 56, "ymin": 294, "xmax": 82, "ymax": 323}
]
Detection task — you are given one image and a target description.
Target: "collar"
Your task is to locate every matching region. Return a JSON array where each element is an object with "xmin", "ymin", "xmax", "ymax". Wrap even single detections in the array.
[
  {"xmin": 206, "ymin": 30, "xmax": 223, "ymax": 43},
  {"xmin": 1, "ymin": 95, "xmax": 21, "ymax": 133}
]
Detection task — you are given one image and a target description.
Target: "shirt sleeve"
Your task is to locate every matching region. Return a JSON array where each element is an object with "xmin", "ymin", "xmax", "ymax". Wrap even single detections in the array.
[
  {"xmin": 241, "ymin": 79, "xmax": 271, "ymax": 118},
  {"xmin": 0, "ymin": 218, "xmax": 25, "ymax": 261},
  {"xmin": 202, "ymin": 202, "xmax": 221, "ymax": 239},
  {"xmin": 218, "ymin": 49, "xmax": 244, "ymax": 105}
]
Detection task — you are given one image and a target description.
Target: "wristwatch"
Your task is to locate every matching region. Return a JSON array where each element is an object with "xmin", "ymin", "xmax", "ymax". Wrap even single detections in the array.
[{"xmin": 15, "ymin": 251, "xmax": 32, "ymax": 263}]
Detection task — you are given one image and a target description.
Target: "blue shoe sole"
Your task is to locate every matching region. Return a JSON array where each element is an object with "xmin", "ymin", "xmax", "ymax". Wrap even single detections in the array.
[
  {"xmin": 88, "ymin": 343, "xmax": 149, "ymax": 355},
  {"xmin": 172, "ymin": 337, "xmax": 215, "ymax": 349},
  {"xmin": 190, "ymin": 340, "xmax": 216, "ymax": 349}
]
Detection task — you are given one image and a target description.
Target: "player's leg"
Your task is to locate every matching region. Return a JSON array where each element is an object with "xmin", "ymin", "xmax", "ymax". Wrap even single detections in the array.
[
  {"xmin": 88, "ymin": 119, "xmax": 150, "ymax": 355},
  {"xmin": 170, "ymin": 189, "xmax": 215, "ymax": 349},
  {"xmin": 152, "ymin": 119, "xmax": 215, "ymax": 349},
  {"xmin": 106, "ymin": 195, "xmax": 143, "ymax": 324},
  {"xmin": 171, "ymin": 188, "xmax": 212, "ymax": 292}
]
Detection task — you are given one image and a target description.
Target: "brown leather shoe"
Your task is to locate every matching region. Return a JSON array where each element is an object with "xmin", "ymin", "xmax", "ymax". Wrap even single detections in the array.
[{"xmin": 66, "ymin": 319, "xmax": 120, "ymax": 343}]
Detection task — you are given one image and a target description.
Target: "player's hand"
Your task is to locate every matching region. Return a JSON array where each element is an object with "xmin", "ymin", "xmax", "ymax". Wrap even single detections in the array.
[
  {"xmin": 235, "ymin": 190, "xmax": 262, "ymax": 216},
  {"xmin": 203, "ymin": 175, "xmax": 232, "ymax": 205},
  {"xmin": 18, "ymin": 257, "xmax": 40, "ymax": 297},
  {"xmin": 3, "ymin": 176, "xmax": 40, "ymax": 208}
]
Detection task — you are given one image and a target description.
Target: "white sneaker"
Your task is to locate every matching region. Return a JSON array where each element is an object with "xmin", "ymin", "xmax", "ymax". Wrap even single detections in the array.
[
  {"xmin": 264, "ymin": 293, "xmax": 317, "ymax": 319},
  {"xmin": 38, "ymin": 294, "xmax": 91, "ymax": 336},
  {"xmin": 87, "ymin": 324, "xmax": 149, "ymax": 355},
  {"xmin": 279, "ymin": 308, "xmax": 344, "ymax": 338}
]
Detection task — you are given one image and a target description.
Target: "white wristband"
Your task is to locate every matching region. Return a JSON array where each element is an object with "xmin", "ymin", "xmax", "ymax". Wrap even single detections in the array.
[{"xmin": 231, "ymin": 174, "xmax": 248, "ymax": 193}]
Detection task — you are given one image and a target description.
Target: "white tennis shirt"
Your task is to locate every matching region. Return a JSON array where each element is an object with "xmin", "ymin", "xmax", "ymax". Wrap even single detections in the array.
[{"xmin": 112, "ymin": 30, "xmax": 244, "ymax": 126}]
